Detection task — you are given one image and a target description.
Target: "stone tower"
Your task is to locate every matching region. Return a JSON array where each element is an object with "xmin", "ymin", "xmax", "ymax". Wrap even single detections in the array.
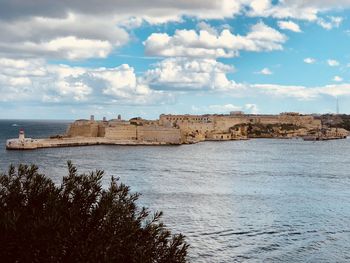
[{"xmin": 19, "ymin": 129, "xmax": 25, "ymax": 141}]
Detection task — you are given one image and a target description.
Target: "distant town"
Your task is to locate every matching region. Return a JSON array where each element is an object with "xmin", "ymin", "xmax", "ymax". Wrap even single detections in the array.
[{"xmin": 6, "ymin": 112, "xmax": 350, "ymax": 150}]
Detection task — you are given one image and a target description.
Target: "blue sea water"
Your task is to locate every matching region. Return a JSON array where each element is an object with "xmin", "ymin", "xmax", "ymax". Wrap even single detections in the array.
[{"xmin": 1, "ymin": 120, "xmax": 350, "ymax": 262}]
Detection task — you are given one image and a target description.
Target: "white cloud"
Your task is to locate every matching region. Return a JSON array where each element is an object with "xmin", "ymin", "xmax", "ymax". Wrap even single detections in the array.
[
  {"xmin": 327, "ymin": 59, "xmax": 340, "ymax": 67},
  {"xmin": 247, "ymin": 1, "xmax": 348, "ymax": 23},
  {"xmin": 317, "ymin": 16, "xmax": 343, "ymax": 30},
  {"xmin": 0, "ymin": 57, "xmax": 171, "ymax": 105},
  {"xmin": 141, "ymin": 56, "xmax": 350, "ymax": 102},
  {"xmin": 196, "ymin": 21, "xmax": 218, "ymax": 35},
  {"xmin": 249, "ymin": 0, "xmax": 271, "ymax": 15},
  {"xmin": 333, "ymin": 76, "xmax": 343, "ymax": 82},
  {"xmin": 1, "ymin": 0, "xmax": 249, "ymax": 24},
  {"xmin": 253, "ymin": 84, "xmax": 318, "ymax": 100},
  {"xmin": 0, "ymin": 1, "xmax": 346, "ymax": 61},
  {"xmin": 208, "ymin": 104, "xmax": 242, "ymax": 113},
  {"xmin": 0, "ymin": 0, "xmax": 347, "ymax": 25},
  {"xmin": 142, "ymin": 56, "xmax": 350, "ymax": 102},
  {"xmin": 247, "ymin": 0, "xmax": 319, "ymax": 21},
  {"xmin": 31, "ymin": 36, "xmax": 112, "ymax": 60},
  {"xmin": 317, "ymin": 84, "xmax": 350, "ymax": 97},
  {"xmin": 3, "ymin": 55, "xmax": 350, "ymax": 113},
  {"xmin": 253, "ymin": 83, "xmax": 350, "ymax": 100},
  {"xmin": 257, "ymin": 67, "xmax": 273, "ymax": 75},
  {"xmin": 244, "ymin": 103, "xmax": 259, "ymax": 114},
  {"xmin": 277, "ymin": 20, "xmax": 302, "ymax": 32},
  {"xmin": 144, "ymin": 22, "xmax": 287, "ymax": 59},
  {"xmin": 0, "ymin": 13, "xmax": 129, "ymax": 60},
  {"xmin": 51, "ymin": 64, "xmax": 172, "ymax": 104},
  {"xmin": 192, "ymin": 103, "xmax": 259, "ymax": 114},
  {"xmin": 304, "ymin": 57, "xmax": 316, "ymax": 64},
  {"xmin": 143, "ymin": 57, "xmax": 244, "ymax": 91}
]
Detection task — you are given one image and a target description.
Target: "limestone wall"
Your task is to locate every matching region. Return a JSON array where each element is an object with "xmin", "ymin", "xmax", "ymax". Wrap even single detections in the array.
[
  {"xmin": 250, "ymin": 116, "xmax": 281, "ymax": 125},
  {"xmin": 160, "ymin": 113, "xmax": 321, "ymax": 134},
  {"xmin": 66, "ymin": 121, "xmax": 100, "ymax": 137},
  {"xmin": 137, "ymin": 126, "xmax": 181, "ymax": 144},
  {"xmin": 177, "ymin": 122, "xmax": 215, "ymax": 133},
  {"xmin": 105, "ymin": 124, "xmax": 137, "ymax": 140},
  {"xmin": 278, "ymin": 114, "xmax": 321, "ymax": 129},
  {"xmin": 159, "ymin": 114, "xmax": 211, "ymax": 127},
  {"xmin": 213, "ymin": 116, "xmax": 249, "ymax": 131}
]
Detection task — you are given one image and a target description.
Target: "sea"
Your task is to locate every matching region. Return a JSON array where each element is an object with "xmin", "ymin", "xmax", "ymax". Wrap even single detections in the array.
[{"xmin": 1, "ymin": 119, "xmax": 350, "ymax": 262}]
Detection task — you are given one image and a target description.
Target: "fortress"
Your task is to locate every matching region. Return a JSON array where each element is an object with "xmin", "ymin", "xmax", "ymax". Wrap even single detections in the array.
[
  {"xmin": 6, "ymin": 112, "xmax": 348, "ymax": 150},
  {"xmin": 65, "ymin": 112, "xmax": 324, "ymax": 143}
]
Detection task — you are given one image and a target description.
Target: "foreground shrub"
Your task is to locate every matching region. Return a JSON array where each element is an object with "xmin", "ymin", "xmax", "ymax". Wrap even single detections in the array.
[{"xmin": 0, "ymin": 162, "xmax": 188, "ymax": 262}]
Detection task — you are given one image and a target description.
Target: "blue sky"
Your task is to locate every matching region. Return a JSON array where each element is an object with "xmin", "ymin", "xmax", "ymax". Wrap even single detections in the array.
[{"xmin": 1, "ymin": 0, "xmax": 350, "ymax": 119}]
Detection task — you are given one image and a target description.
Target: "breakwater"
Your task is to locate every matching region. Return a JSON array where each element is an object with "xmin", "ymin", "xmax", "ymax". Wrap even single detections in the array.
[{"xmin": 6, "ymin": 137, "xmax": 180, "ymax": 150}]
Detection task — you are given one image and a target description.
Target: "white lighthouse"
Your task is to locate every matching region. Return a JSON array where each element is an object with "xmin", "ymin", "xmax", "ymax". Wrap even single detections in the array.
[{"xmin": 19, "ymin": 129, "xmax": 25, "ymax": 141}]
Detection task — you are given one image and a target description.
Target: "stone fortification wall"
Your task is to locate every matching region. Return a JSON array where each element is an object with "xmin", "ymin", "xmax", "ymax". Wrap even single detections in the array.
[
  {"xmin": 249, "ymin": 115, "xmax": 281, "ymax": 125},
  {"xmin": 137, "ymin": 126, "xmax": 181, "ymax": 144},
  {"xmin": 160, "ymin": 114, "xmax": 214, "ymax": 140},
  {"xmin": 159, "ymin": 114, "xmax": 211, "ymax": 127},
  {"xmin": 160, "ymin": 113, "xmax": 321, "ymax": 134},
  {"xmin": 105, "ymin": 123, "xmax": 137, "ymax": 140},
  {"xmin": 65, "ymin": 113, "xmax": 322, "ymax": 144},
  {"xmin": 213, "ymin": 116, "xmax": 248, "ymax": 131},
  {"xmin": 66, "ymin": 120, "xmax": 100, "ymax": 137},
  {"xmin": 67, "ymin": 118, "xmax": 181, "ymax": 143},
  {"xmin": 177, "ymin": 122, "xmax": 215, "ymax": 134},
  {"xmin": 278, "ymin": 114, "xmax": 321, "ymax": 129}
]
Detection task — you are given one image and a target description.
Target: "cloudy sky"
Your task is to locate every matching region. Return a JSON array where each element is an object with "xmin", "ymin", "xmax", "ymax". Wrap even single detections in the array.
[{"xmin": 1, "ymin": 0, "xmax": 350, "ymax": 119}]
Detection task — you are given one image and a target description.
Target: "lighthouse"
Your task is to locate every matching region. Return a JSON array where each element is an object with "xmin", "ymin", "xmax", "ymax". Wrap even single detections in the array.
[{"xmin": 19, "ymin": 129, "xmax": 25, "ymax": 141}]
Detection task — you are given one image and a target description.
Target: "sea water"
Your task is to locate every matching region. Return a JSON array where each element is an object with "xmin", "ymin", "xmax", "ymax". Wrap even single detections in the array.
[{"xmin": 1, "ymin": 120, "xmax": 350, "ymax": 262}]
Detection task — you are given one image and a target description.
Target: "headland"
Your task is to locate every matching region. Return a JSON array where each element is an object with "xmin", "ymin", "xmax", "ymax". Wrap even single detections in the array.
[{"xmin": 6, "ymin": 112, "xmax": 349, "ymax": 150}]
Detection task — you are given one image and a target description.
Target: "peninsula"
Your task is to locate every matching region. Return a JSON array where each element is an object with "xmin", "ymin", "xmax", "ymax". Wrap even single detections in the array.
[{"xmin": 6, "ymin": 112, "xmax": 349, "ymax": 150}]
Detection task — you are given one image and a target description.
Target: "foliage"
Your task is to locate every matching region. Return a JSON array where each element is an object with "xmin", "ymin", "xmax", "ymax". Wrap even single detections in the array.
[
  {"xmin": 335, "ymin": 114, "xmax": 350, "ymax": 131},
  {"xmin": 233, "ymin": 122, "xmax": 301, "ymax": 137},
  {"xmin": 0, "ymin": 162, "xmax": 189, "ymax": 263},
  {"xmin": 279, "ymin": 123, "xmax": 300, "ymax": 131}
]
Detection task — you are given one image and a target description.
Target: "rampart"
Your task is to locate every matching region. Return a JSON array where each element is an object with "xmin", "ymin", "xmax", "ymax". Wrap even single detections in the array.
[
  {"xmin": 159, "ymin": 112, "xmax": 321, "ymax": 139},
  {"xmin": 66, "ymin": 120, "xmax": 102, "ymax": 137},
  {"xmin": 67, "ymin": 118, "xmax": 182, "ymax": 144},
  {"xmin": 105, "ymin": 122, "xmax": 137, "ymax": 140}
]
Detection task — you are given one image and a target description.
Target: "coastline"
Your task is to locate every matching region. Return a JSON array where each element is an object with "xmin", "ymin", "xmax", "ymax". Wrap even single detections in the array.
[
  {"xmin": 6, "ymin": 137, "xmax": 184, "ymax": 150},
  {"xmin": 7, "ymin": 135, "xmax": 347, "ymax": 151},
  {"xmin": 6, "ymin": 112, "xmax": 349, "ymax": 150}
]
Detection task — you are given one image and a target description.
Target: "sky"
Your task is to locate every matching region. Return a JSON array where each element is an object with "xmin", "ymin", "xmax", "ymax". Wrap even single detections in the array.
[{"xmin": 1, "ymin": 0, "xmax": 350, "ymax": 120}]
